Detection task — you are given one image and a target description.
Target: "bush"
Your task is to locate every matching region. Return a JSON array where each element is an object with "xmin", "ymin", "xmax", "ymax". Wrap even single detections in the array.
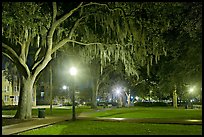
[
  {"xmin": 63, "ymin": 102, "xmax": 72, "ymax": 106},
  {"xmin": 111, "ymin": 102, "xmax": 119, "ymax": 106},
  {"xmin": 2, "ymin": 105, "xmax": 18, "ymax": 110},
  {"xmin": 85, "ymin": 102, "xmax": 92, "ymax": 106},
  {"xmin": 134, "ymin": 102, "xmax": 169, "ymax": 107}
]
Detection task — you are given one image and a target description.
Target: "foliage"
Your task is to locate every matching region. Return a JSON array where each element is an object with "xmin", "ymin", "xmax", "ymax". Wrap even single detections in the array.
[{"xmin": 134, "ymin": 102, "xmax": 169, "ymax": 107}]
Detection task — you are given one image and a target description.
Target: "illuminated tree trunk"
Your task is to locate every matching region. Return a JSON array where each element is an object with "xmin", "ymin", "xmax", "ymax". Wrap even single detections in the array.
[
  {"xmin": 119, "ymin": 96, "xmax": 123, "ymax": 107},
  {"xmin": 14, "ymin": 76, "xmax": 35, "ymax": 119},
  {"xmin": 33, "ymin": 84, "xmax": 36, "ymax": 107},
  {"xmin": 125, "ymin": 90, "xmax": 131, "ymax": 107},
  {"xmin": 49, "ymin": 65, "xmax": 53, "ymax": 113},
  {"xmin": 173, "ymin": 84, "xmax": 177, "ymax": 108},
  {"xmin": 91, "ymin": 79, "xmax": 99, "ymax": 109}
]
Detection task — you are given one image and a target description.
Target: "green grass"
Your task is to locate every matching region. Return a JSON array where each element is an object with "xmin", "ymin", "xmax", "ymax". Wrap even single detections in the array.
[
  {"xmin": 3, "ymin": 106, "xmax": 202, "ymax": 135},
  {"xmin": 87, "ymin": 107, "xmax": 202, "ymax": 119},
  {"xmin": 19, "ymin": 120, "xmax": 202, "ymax": 135},
  {"xmin": 2, "ymin": 106, "xmax": 93, "ymax": 117}
]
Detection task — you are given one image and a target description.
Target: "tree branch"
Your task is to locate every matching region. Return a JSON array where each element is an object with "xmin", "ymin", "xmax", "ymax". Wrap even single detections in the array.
[
  {"xmin": 32, "ymin": 57, "xmax": 44, "ymax": 71},
  {"xmin": 52, "ymin": 2, "xmax": 57, "ymax": 23},
  {"xmin": 2, "ymin": 52, "xmax": 14, "ymax": 62},
  {"xmin": 2, "ymin": 43, "xmax": 19, "ymax": 59},
  {"xmin": 81, "ymin": 2, "xmax": 127, "ymax": 16},
  {"xmin": 2, "ymin": 43, "xmax": 30, "ymax": 78},
  {"xmin": 49, "ymin": 2, "xmax": 83, "ymax": 38},
  {"xmin": 51, "ymin": 39, "xmax": 102, "ymax": 54},
  {"xmin": 4, "ymin": 45, "xmax": 30, "ymax": 77},
  {"xmin": 68, "ymin": 16, "xmax": 86, "ymax": 39}
]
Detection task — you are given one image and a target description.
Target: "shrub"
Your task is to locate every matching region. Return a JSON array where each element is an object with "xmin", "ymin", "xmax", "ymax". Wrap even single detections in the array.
[
  {"xmin": 2, "ymin": 105, "xmax": 18, "ymax": 110},
  {"xmin": 134, "ymin": 102, "xmax": 169, "ymax": 107}
]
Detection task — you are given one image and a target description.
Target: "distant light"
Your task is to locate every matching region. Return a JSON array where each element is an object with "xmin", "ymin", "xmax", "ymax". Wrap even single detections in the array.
[
  {"xmin": 116, "ymin": 89, "xmax": 121, "ymax": 95},
  {"xmin": 189, "ymin": 86, "xmax": 195, "ymax": 93},
  {"xmin": 131, "ymin": 96, "xmax": 134, "ymax": 99},
  {"xmin": 69, "ymin": 67, "xmax": 77, "ymax": 76},
  {"xmin": 135, "ymin": 96, "xmax": 139, "ymax": 100},
  {"xmin": 62, "ymin": 85, "xmax": 67, "ymax": 90},
  {"xmin": 97, "ymin": 98, "xmax": 100, "ymax": 101}
]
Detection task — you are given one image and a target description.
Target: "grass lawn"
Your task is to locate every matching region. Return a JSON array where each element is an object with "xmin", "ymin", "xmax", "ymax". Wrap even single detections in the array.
[
  {"xmin": 19, "ymin": 120, "xmax": 202, "ymax": 135},
  {"xmin": 86, "ymin": 106, "xmax": 202, "ymax": 119},
  {"xmin": 12, "ymin": 106, "xmax": 202, "ymax": 135},
  {"xmin": 2, "ymin": 106, "xmax": 93, "ymax": 126}
]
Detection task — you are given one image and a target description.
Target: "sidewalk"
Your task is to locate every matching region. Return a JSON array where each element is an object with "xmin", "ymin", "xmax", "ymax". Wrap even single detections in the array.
[{"xmin": 2, "ymin": 116, "xmax": 70, "ymax": 135}]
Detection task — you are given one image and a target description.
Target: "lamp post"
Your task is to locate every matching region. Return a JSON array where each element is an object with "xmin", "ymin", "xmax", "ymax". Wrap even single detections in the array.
[{"xmin": 69, "ymin": 67, "xmax": 77, "ymax": 121}]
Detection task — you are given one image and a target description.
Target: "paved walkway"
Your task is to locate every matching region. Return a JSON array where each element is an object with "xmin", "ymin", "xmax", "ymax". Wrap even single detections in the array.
[
  {"xmin": 2, "ymin": 109, "xmax": 202, "ymax": 135},
  {"xmin": 2, "ymin": 116, "xmax": 70, "ymax": 135}
]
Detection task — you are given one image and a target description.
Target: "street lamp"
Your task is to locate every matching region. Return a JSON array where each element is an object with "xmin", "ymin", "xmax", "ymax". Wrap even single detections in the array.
[{"xmin": 69, "ymin": 66, "xmax": 77, "ymax": 121}]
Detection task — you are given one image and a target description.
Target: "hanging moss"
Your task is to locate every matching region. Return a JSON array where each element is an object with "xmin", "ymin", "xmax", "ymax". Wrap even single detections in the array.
[
  {"xmin": 147, "ymin": 61, "xmax": 150, "ymax": 76},
  {"xmin": 150, "ymin": 55, "xmax": 153, "ymax": 66},
  {"xmin": 94, "ymin": 16, "xmax": 97, "ymax": 32},
  {"xmin": 163, "ymin": 47, "xmax": 167, "ymax": 56},
  {"xmin": 155, "ymin": 50, "xmax": 158, "ymax": 64},
  {"xmin": 141, "ymin": 30, "xmax": 145, "ymax": 45},
  {"xmin": 37, "ymin": 35, "xmax": 40, "ymax": 47},
  {"xmin": 9, "ymin": 26, "xmax": 11, "ymax": 38},
  {"xmin": 158, "ymin": 54, "xmax": 160, "ymax": 61}
]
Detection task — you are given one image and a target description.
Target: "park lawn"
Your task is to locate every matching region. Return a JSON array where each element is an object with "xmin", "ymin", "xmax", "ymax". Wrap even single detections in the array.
[
  {"xmin": 19, "ymin": 120, "xmax": 202, "ymax": 135},
  {"xmin": 86, "ymin": 107, "xmax": 202, "ymax": 120},
  {"xmin": 2, "ymin": 106, "xmax": 202, "ymax": 127},
  {"xmin": 2, "ymin": 106, "xmax": 93, "ymax": 117},
  {"xmin": 2, "ymin": 107, "xmax": 93, "ymax": 126},
  {"xmin": 2, "ymin": 106, "xmax": 202, "ymax": 120}
]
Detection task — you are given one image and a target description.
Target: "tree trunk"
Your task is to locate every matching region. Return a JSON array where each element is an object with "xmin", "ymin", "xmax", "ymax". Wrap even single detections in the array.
[
  {"xmin": 173, "ymin": 84, "xmax": 177, "ymax": 108},
  {"xmin": 125, "ymin": 91, "xmax": 131, "ymax": 107},
  {"xmin": 49, "ymin": 65, "xmax": 53, "ymax": 113},
  {"xmin": 127, "ymin": 94, "xmax": 131, "ymax": 107},
  {"xmin": 14, "ymin": 76, "xmax": 35, "ymax": 120},
  {"xmin": 33, "ymin": 84, "xmax": 36, "ymax": 106},
  {"xmin": 91, "ymin": 79, "xmax": 99, "ymax": 109}
]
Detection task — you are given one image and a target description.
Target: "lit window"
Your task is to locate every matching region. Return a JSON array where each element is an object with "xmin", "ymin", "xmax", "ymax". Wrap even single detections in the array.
[
  {"xmin": 4, "ymin": 95, "xmax": 9, "ymax": 102},
  {"xmin": 4, "ymin": 85, "xmax": 9, "ymax": 92},
  {"xmin": 14, "ymin": 96, "xmax": 19, "ymax": 102},
  {"xmin": 41, "ymin": 92, "xmax": 44, "ymax": 97},
  {"xmin": 14, "ymin": 86, "xmax": 19, "ymax": 92}
]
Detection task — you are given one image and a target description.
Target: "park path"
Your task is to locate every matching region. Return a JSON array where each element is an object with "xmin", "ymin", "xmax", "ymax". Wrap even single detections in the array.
[{"xmin": 2, "ymin": 116, "xmax": 70, "ymax": 135}]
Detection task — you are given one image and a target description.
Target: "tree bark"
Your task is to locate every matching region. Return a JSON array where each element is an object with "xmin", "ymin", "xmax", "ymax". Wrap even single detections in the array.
[
  {"xmin": 33, "ymin": 84, "xmax": 36, "ymax": 107},
  {"xmin": 49, "ymin": 65, "xmax": 53, "ymax": 113},
  {"xmin": 91, "ymin": 79, "xmax": 99, "ymax": 109},
  {"xmin": 173, "ymin": 84, "xmax": 177, "ymax": 108},
  {"xmin": 14, "ymin": 76, "xmax": 35, "ymax": 120}
]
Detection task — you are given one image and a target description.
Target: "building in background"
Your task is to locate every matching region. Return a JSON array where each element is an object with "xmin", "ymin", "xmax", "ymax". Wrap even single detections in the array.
[{"xmin": 2, "ymin": 70, "xmax": 36, "ymax": 106}]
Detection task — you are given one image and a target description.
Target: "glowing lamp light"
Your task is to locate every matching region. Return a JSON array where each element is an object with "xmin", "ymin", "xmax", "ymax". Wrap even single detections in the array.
[
  {"xmin": 116, "ymin": 89, "xmax": 121, "ymax": 95},
  {"xmin": 62, "ymin": 85, "xmax": 67, "ymax": 90},
  {"xmin": 69, "ymin": 67, "xmax": 77, "ymax": 76},
  {"xmin": 189, "ymin": 86, "xmax": 195, "ymax": 93}
]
